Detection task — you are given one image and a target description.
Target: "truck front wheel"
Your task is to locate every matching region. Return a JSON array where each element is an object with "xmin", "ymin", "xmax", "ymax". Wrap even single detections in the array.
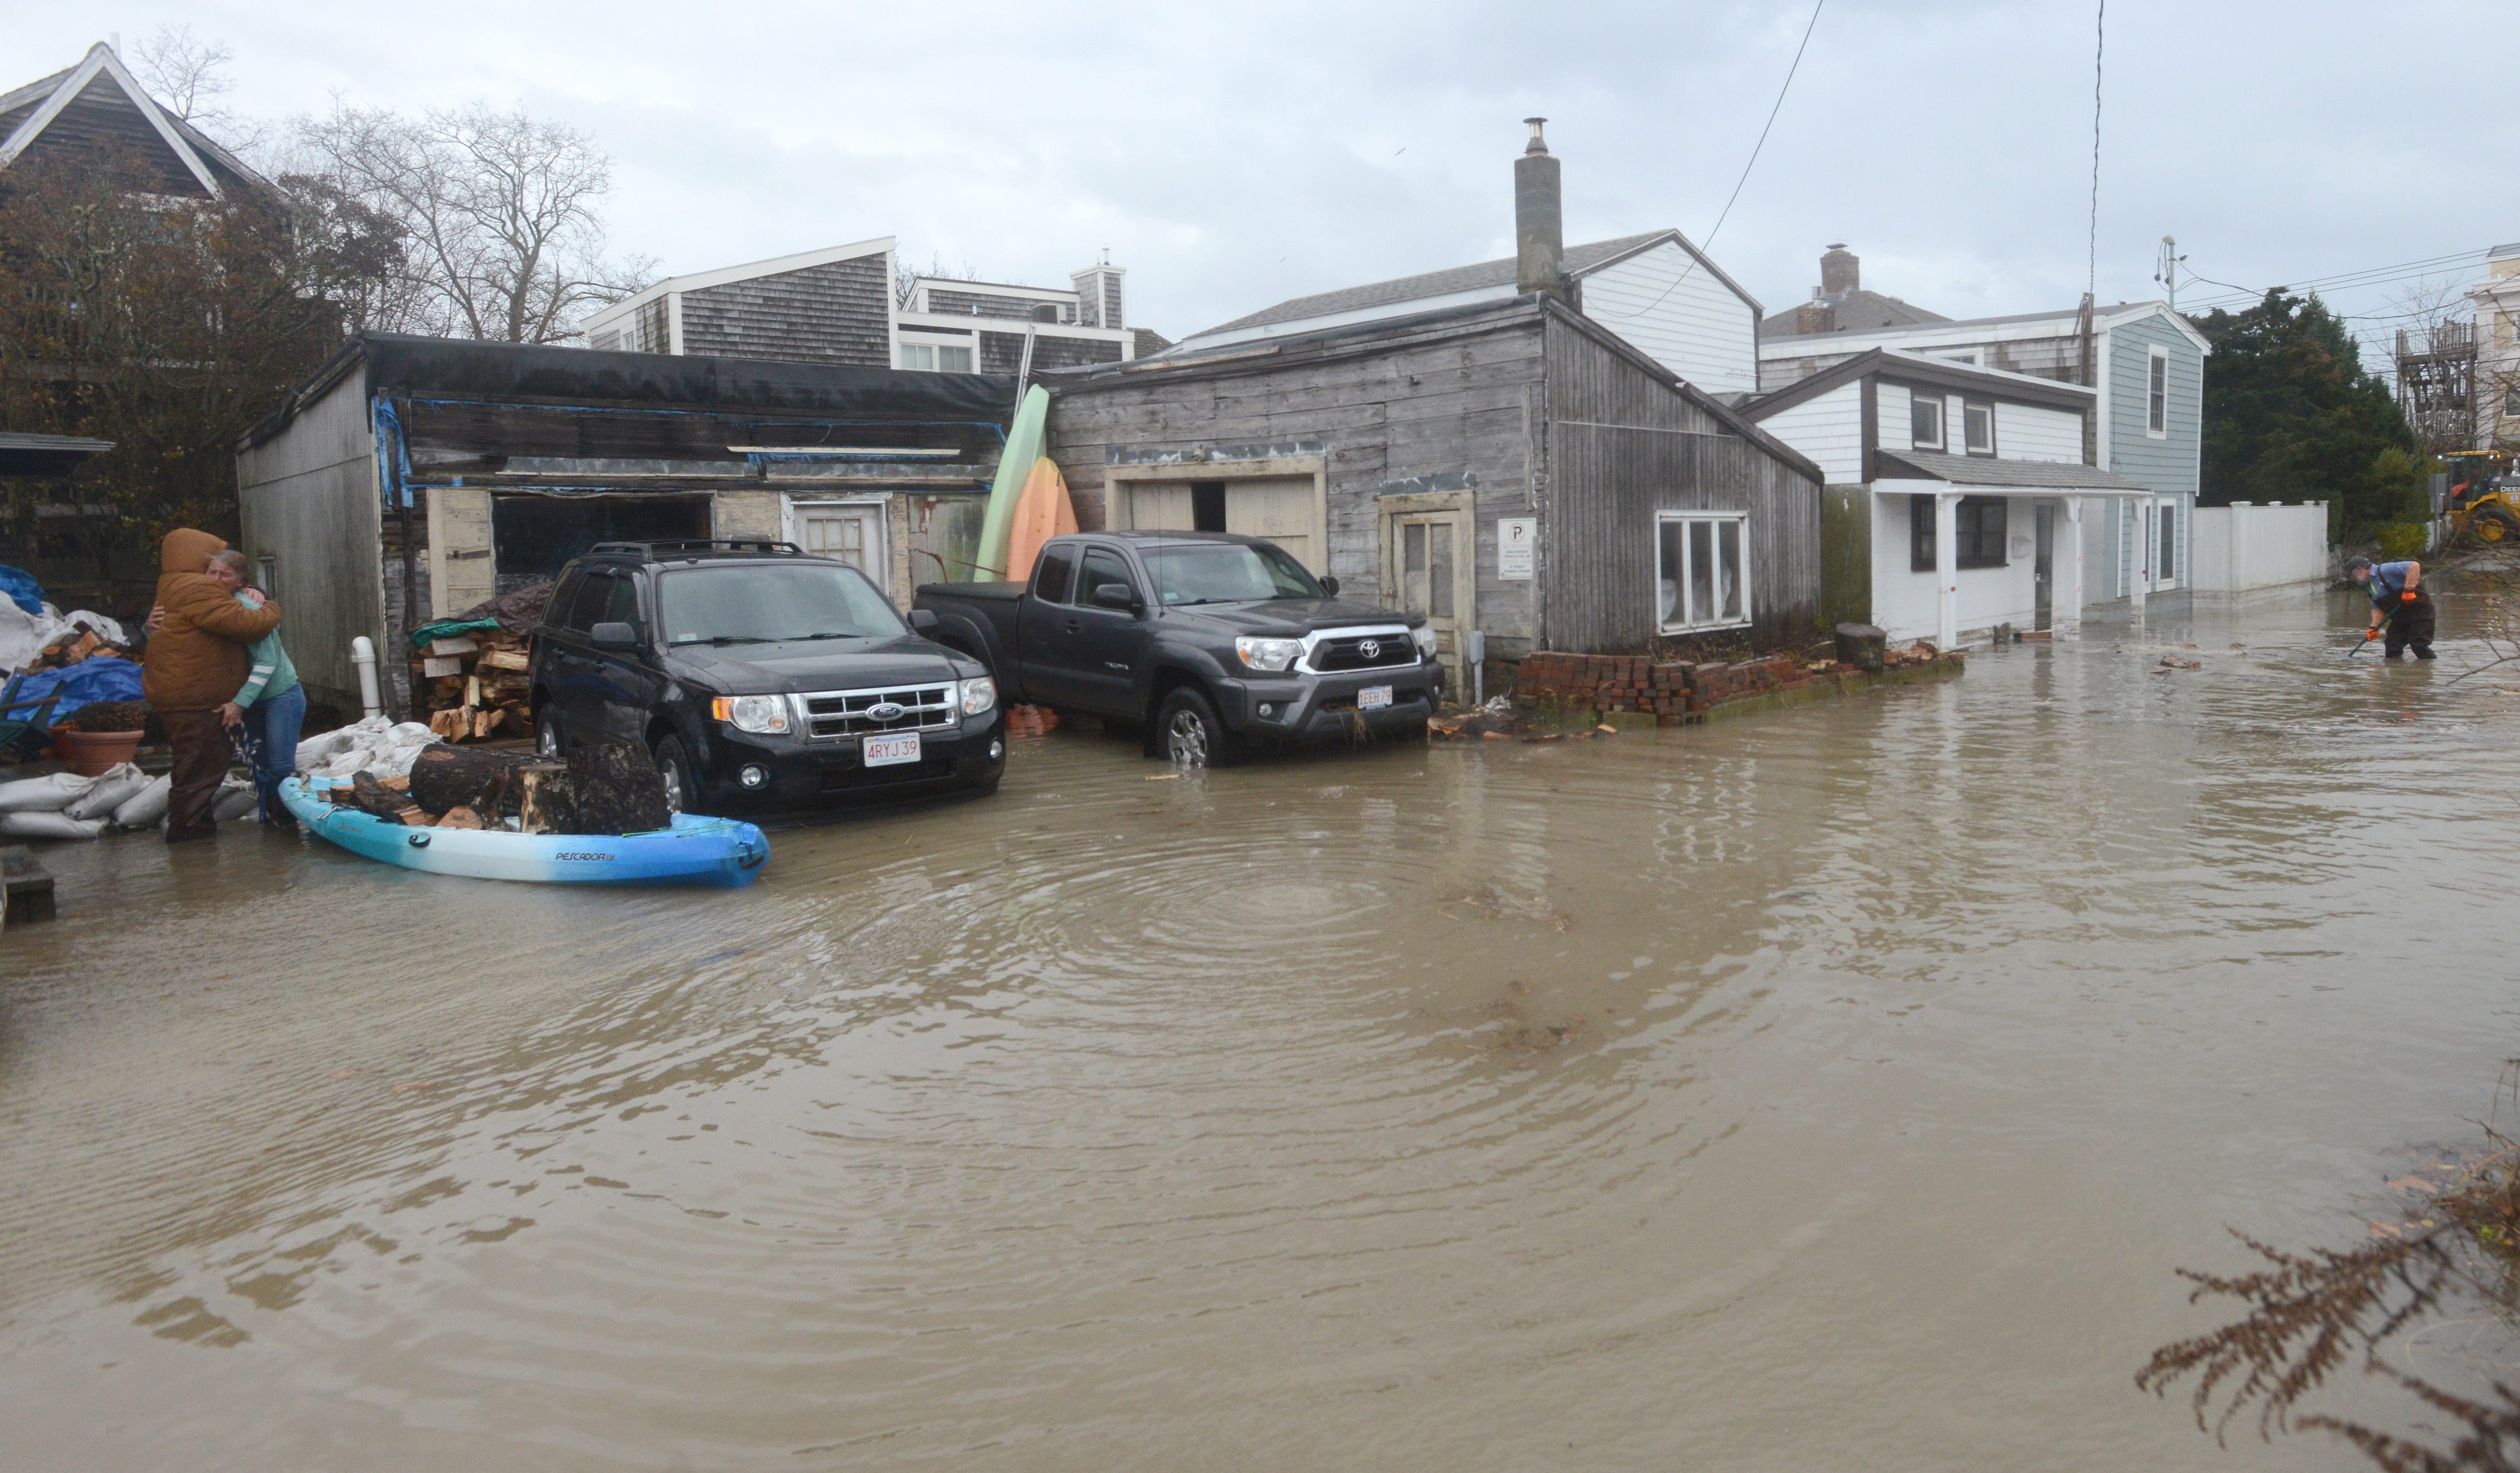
[{"xmin": 1152, "ymin": 686, "xmax": 1244, "ymax": 768}]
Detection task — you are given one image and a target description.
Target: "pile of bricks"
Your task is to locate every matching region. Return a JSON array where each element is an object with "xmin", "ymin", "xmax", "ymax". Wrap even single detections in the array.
[{"xmin": 1513, "ymin": 651, "xmax": 1824, "ymax": 720}]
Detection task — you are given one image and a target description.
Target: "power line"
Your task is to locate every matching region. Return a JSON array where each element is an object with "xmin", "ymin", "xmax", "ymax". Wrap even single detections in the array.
[
  {"xmin": 1595, "ymin": 0, "xmax": 1823, "ymax": 321},
  {"xmin": 2087, "ymin": 0, "xmax": 2104, "ymax": 304},
  {"xmin": 2176, "ymin": 247, "xmax": 2492, "ymax": 311}
]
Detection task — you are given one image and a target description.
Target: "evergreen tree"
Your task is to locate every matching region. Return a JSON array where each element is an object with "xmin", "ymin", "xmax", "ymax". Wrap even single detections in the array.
[{"xmin": 2196, "ymin": 290, "xmax": 2418, "ymax": 533}]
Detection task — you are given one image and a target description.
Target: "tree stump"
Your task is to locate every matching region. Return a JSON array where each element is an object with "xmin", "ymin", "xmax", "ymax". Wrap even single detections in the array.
[
  {"xmin": 565, "ymin": 742, "xmax": 671, "ymax": 835},
  {"xmin": 1834, "ymin": 623, "xmax": 1887, "ymax": 673}
]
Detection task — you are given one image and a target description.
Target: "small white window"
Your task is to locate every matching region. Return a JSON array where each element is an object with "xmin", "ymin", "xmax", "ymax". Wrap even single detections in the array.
[
  {"xmin": 2147, "ymin": 347, "xmax": 2170, "ymax": 436},
  {"xmin": 1963, "ymin": 402, "xmax": 1994, "ymax": 454},
  {"xmin": 897, "ymin": 342, "xmax": 976, "ymax": 372},
  {"xmin": 1656, "ymin": 512, "xmax": 1752, "ymax": 633},
  {"xmin": 898, "ymin": 342, "xmax": 934, "ymax": 371},
  {"xmin": 1911, "ymin": 394, "xmax": 1945, "ymax": 450}
]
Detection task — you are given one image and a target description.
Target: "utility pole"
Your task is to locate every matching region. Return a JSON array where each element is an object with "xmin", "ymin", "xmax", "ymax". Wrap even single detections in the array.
[{"xmin": 2154, "ymin": 235, "xmax": 2186, "ymax": 313}]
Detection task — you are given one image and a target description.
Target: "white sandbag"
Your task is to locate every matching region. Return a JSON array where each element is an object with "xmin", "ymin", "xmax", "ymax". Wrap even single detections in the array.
[
  {"xmin": 63, "ymin": 763, "xmax": 149, "ymax": 820},
  {"xmin": 0, "ymin": 598, "xmax": 40, "ymax": 674},
  {"xmin": 112, "ymin": 773, "xmax": 171, "ymax": 829},
  {"xmin": 0, "ymin": 770, "xmax": 99, "ymax": 813},
  {"xmin": 54, "ymin": 610, "xmax": 127, "ymax": 646},
  {"xmin": 0, "ymin": 810, "xmax": 108, "ymax": 840},
  {"xmin": 213, "ymin": 780, "xmax": 260, "ymax": 821}
]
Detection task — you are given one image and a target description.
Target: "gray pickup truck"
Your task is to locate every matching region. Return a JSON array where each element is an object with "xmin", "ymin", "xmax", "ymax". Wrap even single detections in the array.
[{"xmin": 913, "ymin": 531, "xmax": 1443, "ymax": 764}]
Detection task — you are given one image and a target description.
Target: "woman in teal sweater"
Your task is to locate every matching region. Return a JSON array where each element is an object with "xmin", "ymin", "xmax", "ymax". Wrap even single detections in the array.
[{"xmin": 209, "ymin": 550, "xmax": 303, "ymax": 828}]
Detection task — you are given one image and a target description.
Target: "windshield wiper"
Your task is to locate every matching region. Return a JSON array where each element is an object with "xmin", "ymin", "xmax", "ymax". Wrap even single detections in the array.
[
  {"xmin": 670, "ymin": 635, "xmax": 774, "ymax": 646},
  {"xmin": 791, "ymin": 631, "xmax": 869, "ymax": 640}
]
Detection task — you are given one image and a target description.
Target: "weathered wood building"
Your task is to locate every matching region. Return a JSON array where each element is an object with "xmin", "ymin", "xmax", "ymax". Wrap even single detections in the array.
[
  {"xmin": 235, "ymin": 335, "xmax": 1013, "ymax": 715},
  {"xmin": 1043, "ymin": 294, "xmax": 1821, "ymax": 685},
  {"xmin": 1042, "ymin": 121, "xmax": 1820, "ymax": 686}
]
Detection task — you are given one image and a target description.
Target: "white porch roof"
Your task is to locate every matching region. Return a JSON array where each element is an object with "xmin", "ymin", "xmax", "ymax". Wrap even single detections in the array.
[{"xmin": 1875, "ymin": 448, "xmax": 2158, "ymax": 498}]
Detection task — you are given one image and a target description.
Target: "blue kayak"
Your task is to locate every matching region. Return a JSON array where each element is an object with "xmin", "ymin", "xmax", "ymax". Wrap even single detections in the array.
[{"xmin": 282, "ymin": 777, "xmax": 768, "ymax": 887}]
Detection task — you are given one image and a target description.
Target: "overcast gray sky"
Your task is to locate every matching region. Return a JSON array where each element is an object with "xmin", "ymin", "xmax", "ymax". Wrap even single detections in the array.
[{"xmin": 18, "ymin": 0, "xmax": 2514, "ymax": 365}]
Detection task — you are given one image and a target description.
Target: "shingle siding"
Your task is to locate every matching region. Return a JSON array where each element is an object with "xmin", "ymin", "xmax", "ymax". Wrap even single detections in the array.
[
  {"xmin": 927, "ymin": 288, "xmax": 1066, "ymax": 322},
  {"xmin": 978, "ymin": 331, "xmax": 1124, "ymax": 376},
  {"xmin": 678, "ymin": 255, "xmax": 891, "ymax": 366}
]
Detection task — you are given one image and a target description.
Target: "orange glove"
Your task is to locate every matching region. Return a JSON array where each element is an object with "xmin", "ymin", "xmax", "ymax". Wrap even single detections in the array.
[
  {"xmin": 2402, "ymin": 590, "xmax": 2419, "ymax": 602},
  {"xmin": 2366, "ymin": 627, "xmax": 2384, "ymax": 640}
]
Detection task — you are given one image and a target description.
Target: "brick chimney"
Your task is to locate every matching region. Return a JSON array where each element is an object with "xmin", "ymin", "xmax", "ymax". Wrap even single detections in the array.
[
  {"xmin": 1515, "ymin": 118, "xmax": 1567, "ymax": 301},
  {"xmin": 1794, "ymin": 289, "xmax": 1832, "ymax": 335},
  {"xmin": 1820, "ymin": 243, "xmax": 1859, "ymax": 297}
]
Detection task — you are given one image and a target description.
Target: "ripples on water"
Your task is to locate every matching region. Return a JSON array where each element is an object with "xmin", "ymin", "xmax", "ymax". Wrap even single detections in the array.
[{"xmin": 6, "ymin": 586, "xmax": 2519, "ymax": 1468}]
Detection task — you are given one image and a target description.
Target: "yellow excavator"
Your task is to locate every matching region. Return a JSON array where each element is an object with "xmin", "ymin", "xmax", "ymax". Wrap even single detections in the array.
[{"xmin": 2446, "ymin": 450, "xmax": 2520, "ymax": 543}]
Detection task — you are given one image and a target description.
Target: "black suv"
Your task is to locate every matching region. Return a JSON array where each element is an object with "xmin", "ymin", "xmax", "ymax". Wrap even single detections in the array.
[{"xmin": 529, "ymin": 540, "xmax": 1006, "ymax": 813}]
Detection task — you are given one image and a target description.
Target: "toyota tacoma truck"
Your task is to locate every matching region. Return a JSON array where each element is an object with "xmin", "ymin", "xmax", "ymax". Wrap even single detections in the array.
[
  {"xmin": 528, "ymin": 539, "xmax": 1005, "ymax": 814},
  {"xmin": 913, "ymin": 531, "xmax": 1442, "ymax": 764}
]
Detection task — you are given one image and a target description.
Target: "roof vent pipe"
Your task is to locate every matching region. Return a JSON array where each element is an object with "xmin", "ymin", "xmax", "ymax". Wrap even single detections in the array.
[{"xmin": 1515, "ymin": 117, "xmax": 1567, "ymax": 301}]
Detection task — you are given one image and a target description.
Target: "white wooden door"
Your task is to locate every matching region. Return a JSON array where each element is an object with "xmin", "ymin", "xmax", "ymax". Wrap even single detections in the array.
[
  {"xmin": 793, "ymin": 504, "xmax": 886, "ymax": 596},
  {"xmin": 1381, "ymin": 508, "xmax": 1472, "ymax": 686}
]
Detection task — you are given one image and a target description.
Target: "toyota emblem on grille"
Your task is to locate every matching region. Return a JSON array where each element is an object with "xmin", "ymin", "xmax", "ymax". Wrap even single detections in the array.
[
  {"xmin": 1357, "ymin": 639, "xmax": 1381, "ymax": 660},
  {"xmin": 866, "ymin": 701, "xmax": 906, "ymax": 721}
]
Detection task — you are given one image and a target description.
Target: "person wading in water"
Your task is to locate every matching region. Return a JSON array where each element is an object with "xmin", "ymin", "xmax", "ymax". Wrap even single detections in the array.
[{"xmin": 2347, "ymin": 556, "xmax": 2435, "ymax": 661}]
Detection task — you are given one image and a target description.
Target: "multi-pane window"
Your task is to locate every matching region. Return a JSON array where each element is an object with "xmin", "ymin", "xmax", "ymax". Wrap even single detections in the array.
[
  {"xmin": 1910, "ymin": 496, "xmax": 2008, "ymax": 571},
  {"xmin": 2157, "ymin": 501, "xmax": 2176, "ymax": 581},
  {"xmin": 1963, "ymin": 402, "xmax": 1994, "ymax": 454},
  {"xmin": 2147, "ymin": 347, "xmax": 2170, "ymax": 435},
  {"xmin": 1912, "ymin": 393, "xmax": 1945, "ymax": 450},
  {"xmin": 897, "ymin": 341, "xmax": 976, "ymax": 372},
  {"xmin": 1656, "ymin": 513, "xmax": 1751, "ymax": 632}
]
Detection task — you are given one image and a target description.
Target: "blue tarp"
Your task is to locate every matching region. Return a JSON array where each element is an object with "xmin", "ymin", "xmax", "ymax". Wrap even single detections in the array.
[
  {"xmin": 9, "ymin": 656, "xmax": 142, "ymax": 729},
  {"xmin": 0, "ymin": 565, "xmax": 41, "ymax": 617}
]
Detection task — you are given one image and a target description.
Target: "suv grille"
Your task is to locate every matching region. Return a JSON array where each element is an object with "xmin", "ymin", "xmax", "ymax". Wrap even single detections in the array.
[
  {"xmin": 1309, "ymin": 633, "xmax": 1417, "ymax": 673},
  {"xmin": 800, "ymin": 684, "xmax": 957, "ymax": 740}
]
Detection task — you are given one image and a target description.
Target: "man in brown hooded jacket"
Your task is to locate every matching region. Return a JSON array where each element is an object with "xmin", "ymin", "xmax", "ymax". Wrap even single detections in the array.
[{"xmin": 146, "ymin": 529, "xmax": 283, "ymax": 841}]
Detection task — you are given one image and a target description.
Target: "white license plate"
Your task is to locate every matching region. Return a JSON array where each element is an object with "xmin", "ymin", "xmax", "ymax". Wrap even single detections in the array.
[
  {"xmin": 1358, "ymin": 685, "xmax": 1394, "ymax": 711},
  {"xmin": 863, "ymin": 732, "xmax": 922, "ymax": 767}
]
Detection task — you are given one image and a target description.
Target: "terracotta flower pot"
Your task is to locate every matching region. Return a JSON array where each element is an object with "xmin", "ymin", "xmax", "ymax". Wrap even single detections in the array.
[{"xmin": 53, "ymin": 726, "xmax": 144, "ymax": 777}]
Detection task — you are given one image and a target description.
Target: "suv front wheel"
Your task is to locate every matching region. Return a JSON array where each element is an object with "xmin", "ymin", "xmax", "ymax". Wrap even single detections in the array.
[
  {"xmin": 536, "ymin": 709, "xmax": 564, "ymax": 758},
  {"xmin": 652, "ymin": 735, "xmax": 696, "ymax": 815}
]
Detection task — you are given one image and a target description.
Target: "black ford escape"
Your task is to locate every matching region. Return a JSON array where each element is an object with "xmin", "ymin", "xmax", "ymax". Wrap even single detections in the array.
[{"xmin": 529, "ymin": 540, "xmax": 1006, "ymax": 814}]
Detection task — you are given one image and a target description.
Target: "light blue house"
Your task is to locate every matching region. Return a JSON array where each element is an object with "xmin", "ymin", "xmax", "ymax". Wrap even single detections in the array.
[{"xmin": 1759, "ymin": 248, "xmax": 2208, "ymax": 616}]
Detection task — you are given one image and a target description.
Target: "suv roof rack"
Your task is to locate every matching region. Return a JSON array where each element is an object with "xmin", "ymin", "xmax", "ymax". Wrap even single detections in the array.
[{"xmin": 588, "ymin": 539, "xmax": 807, "ymax": 560}]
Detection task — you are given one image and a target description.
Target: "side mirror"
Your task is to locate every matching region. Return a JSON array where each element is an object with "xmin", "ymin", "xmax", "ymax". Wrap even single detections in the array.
[
  {"xmin": 590, "ymin": 620, "xmax": 639, "ymax": 651},
  {"xmin": 1319, "ymin": 575, "xmax": 1341, "ymax": 597},
  {"xmin": 1090, "ymin": 583, "xmax": 1140, "ymax": 612},
  {"xmin": 907, "ymin": 608, "xmax": 940, "ymax": 632}
]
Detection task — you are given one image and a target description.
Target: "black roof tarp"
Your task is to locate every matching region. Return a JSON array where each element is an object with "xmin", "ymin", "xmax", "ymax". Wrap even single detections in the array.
[{"xmin": 248, "ymin": 333, "xmax": 1018, "ymax": 450}]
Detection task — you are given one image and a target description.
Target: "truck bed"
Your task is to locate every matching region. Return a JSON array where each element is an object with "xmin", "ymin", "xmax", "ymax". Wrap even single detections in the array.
[{"xmin": 914, "ymin": 580, "xmax": 1025, "ymax": 602}]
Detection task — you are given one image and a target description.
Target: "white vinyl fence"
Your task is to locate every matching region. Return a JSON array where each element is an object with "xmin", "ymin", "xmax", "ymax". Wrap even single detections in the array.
[{"xmin": 2190, "ymin": 501, "xmax": 2330, "ymax": 592}]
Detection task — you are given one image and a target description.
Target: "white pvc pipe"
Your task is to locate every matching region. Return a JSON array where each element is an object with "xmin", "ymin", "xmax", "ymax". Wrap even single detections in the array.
[{"xmin": 351, "ymin": 635, "xmax": 382, "ymax": 719}]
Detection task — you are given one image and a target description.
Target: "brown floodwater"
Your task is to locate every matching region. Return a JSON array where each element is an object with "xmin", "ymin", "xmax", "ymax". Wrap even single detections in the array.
[{"xmin": 6, "ymin": 582, "xmax": 2519, "ymax": 1469}]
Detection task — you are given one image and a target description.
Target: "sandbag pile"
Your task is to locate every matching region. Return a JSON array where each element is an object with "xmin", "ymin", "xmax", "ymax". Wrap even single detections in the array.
[
  {"xmin": 293, "ymin": 716, "xmax": 438, "ymax": 780},
  {"xmin": 0, "ymin": 762, "xmax": 253, "ymax": 840},
  {"xmin": 0, "ymin": 599, "xmax": 134, "ymax": 676}
]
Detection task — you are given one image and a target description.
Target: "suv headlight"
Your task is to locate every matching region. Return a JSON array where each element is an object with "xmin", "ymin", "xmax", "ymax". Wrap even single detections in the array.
[
  {"xmin": 1411, "ymin": 624, "xmax": 1438, "ymax": 659},
  {"xmin": 712, "ymin": 694, "xmax": 791, "ymax": 734},
  {"xmin": 961, "ymin": 676, "xmax": 997, "ymax": 716},
  {"xmin": 1236, "ymin": 636, "xmax": 1304, "ymax": 672}
]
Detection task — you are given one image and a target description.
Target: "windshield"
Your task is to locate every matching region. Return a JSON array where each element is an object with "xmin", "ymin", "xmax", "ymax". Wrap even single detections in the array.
[
  {"xmin": 1142, "ymin": 542, "xmax": 1324, "ymax": 606},
  {"xmin": 659, "ymin": 563, "xmax": 905, "ymax": 645}
]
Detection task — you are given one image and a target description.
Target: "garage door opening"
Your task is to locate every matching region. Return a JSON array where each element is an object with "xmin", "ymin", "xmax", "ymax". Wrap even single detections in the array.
[
  {"xmin": 1117, "ymin": 474, "xmax": 1324, "ymax": 573},
  {"xmin": 490, "ymin": 494, "xmax": 713, "ymax": 593}
]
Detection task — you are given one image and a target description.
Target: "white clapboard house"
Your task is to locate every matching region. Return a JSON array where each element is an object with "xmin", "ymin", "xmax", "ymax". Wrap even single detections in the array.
[
  {"xmin": 1760, "ymin": 246, "xmax": 2208, "ymax": 610},
  {"xmin": 1167, "ymin": 229, "xmax": 1765, "ymax": 399},
  {"xmin": 1740, "ymin": 348, "xmax": 2161, "ymax": 646}
]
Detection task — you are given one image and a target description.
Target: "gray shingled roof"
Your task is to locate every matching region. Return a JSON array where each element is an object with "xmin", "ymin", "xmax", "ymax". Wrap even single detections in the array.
[
  {"xmin": 1877, "ymin": 449, "xmax": 2151, "ymax": 492},
  {"xmin": 1193, "ymin": 230, "xmax": 1682, "ymax": 337},
  {"xmin": 1758, "ymin": 289, "xmax": 1950, "ymax": 338}
]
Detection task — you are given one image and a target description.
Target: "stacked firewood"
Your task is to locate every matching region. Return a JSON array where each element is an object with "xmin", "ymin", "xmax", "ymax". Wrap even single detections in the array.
[
  {"xmin": 413, "ymin": 629, "xmax": 533, "ymax": 743},
  {"xmin": 23, "ymin": 623, "xmax": 137, "ymax": 672},
  {"xmin": 323, "ymin": 743, "xmax": 669, "ymax": 836}
]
